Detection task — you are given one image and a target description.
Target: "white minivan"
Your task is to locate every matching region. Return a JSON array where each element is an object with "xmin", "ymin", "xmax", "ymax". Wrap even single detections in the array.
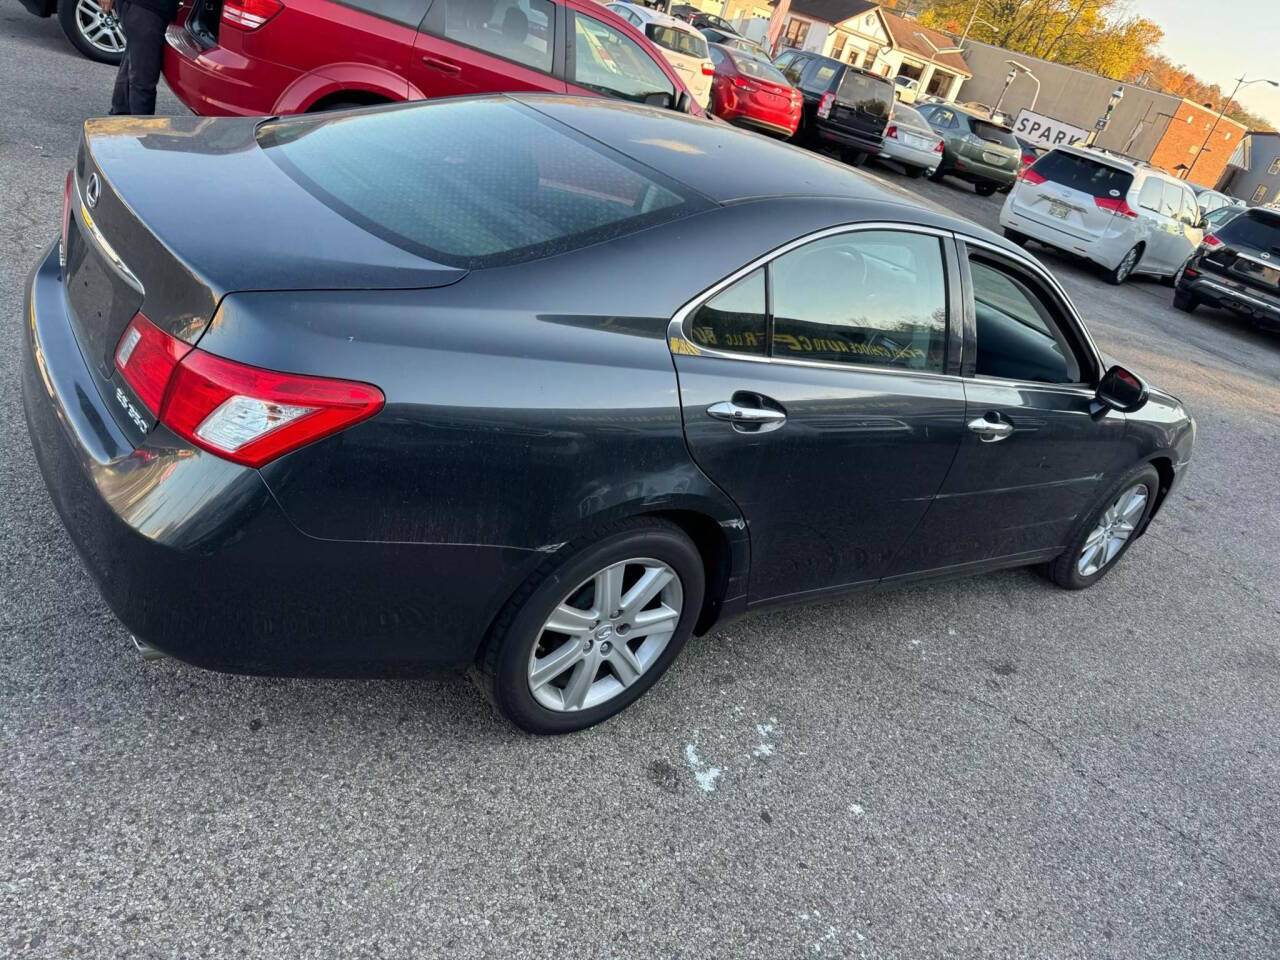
[
  {"xmin": 999, "ymin": 145, "xmax": 1204, "ymax": 284},
  {"xmin": 606, "ymin": 2, "xmax": 714, "ymax": 108}
]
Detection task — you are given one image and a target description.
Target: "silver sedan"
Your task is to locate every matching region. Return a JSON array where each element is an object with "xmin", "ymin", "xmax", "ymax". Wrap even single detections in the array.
[{"xmin": 877, "ymin": 102, "xmax": 944, "ymax": 178}]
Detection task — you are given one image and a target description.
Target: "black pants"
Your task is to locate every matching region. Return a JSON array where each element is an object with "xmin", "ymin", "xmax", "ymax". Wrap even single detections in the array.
[{"xmin": 109, "ymin": 0, "xmax": 168, "ymax": 116}]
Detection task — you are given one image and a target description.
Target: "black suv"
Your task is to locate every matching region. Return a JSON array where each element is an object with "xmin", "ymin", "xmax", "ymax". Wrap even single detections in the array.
[
  {"xmin": 774, "ymin": 50, "xmax": 894, "ymax": 164},
  {"xmin": 1174, "ymin": 207, "xmax": 1280, "ymax": 331}
]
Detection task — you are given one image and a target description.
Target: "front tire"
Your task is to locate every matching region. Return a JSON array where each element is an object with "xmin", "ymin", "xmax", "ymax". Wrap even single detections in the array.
[
  {"xmin": 476, "ymin": 519, "xmax": 705, "ymax": 734},
  {"xmin": 1046, "ymin": 464, "xmax": 1160, "ymax": 590},
  {"xmin": 59, "ymin": 0, "xmax": 126, "ymax": 65}
]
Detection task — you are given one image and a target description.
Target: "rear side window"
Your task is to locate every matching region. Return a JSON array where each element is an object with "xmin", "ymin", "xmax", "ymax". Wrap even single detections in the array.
[
  {"xmin": 688, "ymin": 269, "xmax": 766, "ymax": 356},
  {"xmin": 771, "ymin": 231, "xmax": 947, "ymax": 371},
  {"xmin": 1030, "ymin": 151, "xmax": 1134, "ymax": 199},
  {"xmin": 257, "ymin": 99, "xmax": 707, "ymax": 268},
  {"xmin": 836, "ymin": 71, "xmax": 891, "ymax": 116},
  {"xmin": 969, "ymin": 258, "xmax": 1078, "ymax": 384},
  {"xmin": 443, "ymin": 0, "xmax": 554, "ymax": 73},
  {"xmin": 973, "ymin": 120, "xmax": 1017, "ymax": 147},
  {"xmin": 807, "ymin": 63, "xmax": 838, "ymax": 91},
  {"xmin": 647, "ymin": 24, "xmax": 708, "ymax": 58},
  {"xmin": 1217, "ymin": 211, "xmax": 1280, "ymax": 251}
]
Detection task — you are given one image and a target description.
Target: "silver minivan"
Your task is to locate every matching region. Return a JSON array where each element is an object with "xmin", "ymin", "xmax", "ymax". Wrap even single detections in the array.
[{"xmin": 998, "ymin": 145, "xmax": 1204, "ymax": 284}]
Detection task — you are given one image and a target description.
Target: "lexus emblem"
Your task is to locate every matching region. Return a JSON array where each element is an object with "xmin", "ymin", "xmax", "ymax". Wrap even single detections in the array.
[{"xmin": 85, "ymin": 173, "xmax": 101, "ymax": 209}]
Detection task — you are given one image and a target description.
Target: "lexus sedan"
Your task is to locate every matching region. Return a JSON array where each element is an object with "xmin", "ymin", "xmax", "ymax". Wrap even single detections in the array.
[{"xmin": 23, "ymin": 95, "xmax": 1195, "ymax": 734}]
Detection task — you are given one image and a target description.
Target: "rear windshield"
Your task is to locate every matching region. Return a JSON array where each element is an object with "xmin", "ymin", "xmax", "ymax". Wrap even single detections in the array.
[
  {"xmin": 731, "ymin": 51, "xmax": 788, "ymax": 85},
  {"xmin": 973, "ymin": 120, "xmax": 1018, "ymax": 147},
  {"xmin": 257, "ymin": 100, "xmax": 708, "ymax": 268},
  {"xmin": 1217, "ymin": 210, "xmax": 1280, "ymax": 252},
  {"xmin": 891, "ymin": 103, "xmax": 928, "ymax": 130},
  {"xmin": 836, "ymin": 70, "xmax": 892, "ymax": 116},
  {"xmin": 1030, "ymin": 151, "xmax": 1134, "ymax": 199},
  {"xmin": 647, "ymin": 23, "xmax": 707, "ymax": 58}
]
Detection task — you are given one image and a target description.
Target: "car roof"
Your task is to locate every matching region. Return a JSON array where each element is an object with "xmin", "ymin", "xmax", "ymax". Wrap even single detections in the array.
[{"xmin": 1048, "ymin": 144, "xmax": 1149, "ymax": 173}]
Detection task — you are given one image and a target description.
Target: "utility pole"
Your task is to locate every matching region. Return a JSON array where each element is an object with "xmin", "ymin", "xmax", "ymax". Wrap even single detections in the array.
[{"xmin": 1184, "ymin": 75, "xmax": 1278, "ymax": 182}]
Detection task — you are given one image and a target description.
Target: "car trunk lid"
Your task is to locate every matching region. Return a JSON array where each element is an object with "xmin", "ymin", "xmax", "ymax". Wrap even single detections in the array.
[
  {"xmin": 828, "ymin": 70, "xmax": 891, "ymax": 138},
  {"xmin": 1009, "ymin": 148, "xmax": 1135, "ymax": 242},
  {"xmin": 1201, "ymin": 209, "xmax": 1280, "ymax": 299}
]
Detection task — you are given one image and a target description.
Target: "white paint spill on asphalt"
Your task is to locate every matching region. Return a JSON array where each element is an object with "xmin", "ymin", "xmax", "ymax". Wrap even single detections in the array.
[
  {"xmin": 849, "ymin": 802, "xmax": 865, "ymax": 817},
  {"xmin": 684, "ymin": 743, "xmax": 722, "ymax": 793}
]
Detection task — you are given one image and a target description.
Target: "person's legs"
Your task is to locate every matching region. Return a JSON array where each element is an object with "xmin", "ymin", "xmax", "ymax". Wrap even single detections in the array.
[
  {"xmin": 108, "ymin": 0, "xmax": 132, "ymax": 115},
  {"xmin": 120, "ymin": 2, "xmax": 167, "ymax": 115}
]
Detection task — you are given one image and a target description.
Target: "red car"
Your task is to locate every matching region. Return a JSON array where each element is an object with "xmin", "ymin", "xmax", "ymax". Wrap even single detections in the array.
[
  {"xmin": 163, "ymin": 0, "xmax": 703, "ymax": 117},
  {"xmin": 707, "ymin": 43, "xmax": 801, "ymax": 138}
]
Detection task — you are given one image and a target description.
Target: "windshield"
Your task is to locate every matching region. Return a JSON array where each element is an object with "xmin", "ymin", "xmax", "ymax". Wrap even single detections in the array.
[
  {"xmin": 836, "ymin": 70, "xmax": 892, "ymax": 115},
  {"xmin": 646, "ymin": 23, "xmax": 708, "ymax": 58},
  {"xmin": 257, "ymin": 99, "xmax": 707, "ymax": 268},
  {"xmin": 1030, "ymin": 151, "xmax": 1134, "ymax": 199},
  {"xmin": 973, "ymin": 120, "xmax": 1018, "ymax": 147},
  {"xmin": 1217, "ymin": 210, "xmax": 1280, "ymax": 252},
  {"xmin": 730, "ymin": 51, "xmax": 788, "ymax": 85}
]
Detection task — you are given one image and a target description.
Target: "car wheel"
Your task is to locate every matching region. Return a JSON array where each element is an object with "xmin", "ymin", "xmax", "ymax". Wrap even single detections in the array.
[
  {"xmin": 843, "ymin": 150, "xmax": 868, "ymax": 167},
  {"xmin": 928, "ymin": 164, "xmax": 947, "ymax": 182},
  {"xmin": 1046, "ymin": 464, "xmax": 1160, "ymax": 590},
  {"xmin": 998, "ymin": 184, "xmax": 1012, "ymax": 194},
  {"xmin": 1173, "ymin": 288, "xmax": 1198, "ymax": 312},
  {"xmin": 975, "ymin": 182, "xmax": 998, "ymax": 197},
  {"xmin": 476, "ymin": 518, "xmax": 705, "ymax": 734},
  {"xmin": 1106, "ymin": 244, "xmax": 1141, "ymax": 285},
  {"xmin": 904, "ymin": 166, "xmax": 924, "ymax": 179},
  {"xmin": 59, "ymin": 0, "xmax": 126, "ymax": 65},
  {"xmin": 1003, "ymin": 229, "xmax": 1027, "ymax": 246}
]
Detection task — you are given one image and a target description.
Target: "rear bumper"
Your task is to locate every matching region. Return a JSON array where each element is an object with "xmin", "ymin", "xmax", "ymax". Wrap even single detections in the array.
[
  {"xmin": 21, "ymin": 243, "xmax": 537, "ymax": 676},
  {"xmin": 163, "ymin": 24, "xmax": 300, "ymax": 116},
  {"xmin": 725, "ymin": 111, "xmax": 799, "ymax": 137},
  {"xmin": 1181, "ymin": 274, "xmax": 1280, "ymax": 328},
  {"xmin": 999, "ymin": 203, "xmax": 1127, "ymax": 270},
  {"xmin": 878, "ymin": 139, "xmax": 939, "ymax": 170},
  {"xmin": 814, "ymin": 121, "xmax": 883, "ymax": 153},
  {"xmin": 947, "ymin": 154, "xmax": 1017, "ymax": 185}
]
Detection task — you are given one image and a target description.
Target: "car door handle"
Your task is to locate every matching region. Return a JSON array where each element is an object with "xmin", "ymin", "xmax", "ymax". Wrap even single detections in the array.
[
  {"xmin": 967, "ymin": 415, "xmax": 1014, "ymax": 442},
  {"xmin": 707, "ymin": 400, "xmax": 787, "ymax": 432},
  {"xmin": 421, "ymin": 56, "xmax": 462, "ymax": 74}
]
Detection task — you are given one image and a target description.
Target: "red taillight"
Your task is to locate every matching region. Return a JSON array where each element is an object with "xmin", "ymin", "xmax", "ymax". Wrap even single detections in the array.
[
  {"xmin": 1202, "ymin": 233, "xmax": 1222, "ymax": 247},
  {"xmin": 817, "ymin": 91, "xmax": 834, "ymax": 120},
  {"xmin": 885, "ymin": 124, "xmax": 898, "ymax": 140},
  {"xmin": 114, "ymin": 314, "xmax": 384, "ymax": 467},
  {"xmin": 1022, "ymin": 152, "xmax": 1036, "ymax": 166},
  {"xmin": 222, "ymin": 0, "xmax": 282, "ymax": 29},
  {"xmin": 115, "ymin": 313, "xmax": 191, "ymax": 415},
  {"xmin": 701, "ymin": 61, "xmax": 715, "ymax": 76},
  {"xmin": 59, "ymin": 169, "xmax": 73, "ymax": 269},
  {"xmin": 934, "ymin": 139, "xmax": 944, "ymax": 153},
  {"xmin": 1019, "ymin": 168, "xmax": 1046, "ymax": 184},
  {"xmin": 1094, "ymin": 195, "xmax": 1138, "ymax": 219},
  {"xmin": 732, "ymin": 75, "xmax": 756, "ymax": 92}
]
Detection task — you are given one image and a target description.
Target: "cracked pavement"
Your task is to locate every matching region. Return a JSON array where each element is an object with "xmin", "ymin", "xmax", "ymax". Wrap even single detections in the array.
[{"xmin": 2, "ymin": 12, "xmax": 1279, "ymax": 959}]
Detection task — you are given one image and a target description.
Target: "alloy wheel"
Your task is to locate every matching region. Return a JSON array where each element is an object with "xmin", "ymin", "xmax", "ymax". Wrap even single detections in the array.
[
  {"xmin": 75, "ymin": 0, "xmax": 126, "ymax": 55},
  {"xmin": 1077, "ymin": 483, "xmax": 1148, "ymax": 577},
  {"xmin": 1115, "ymin": 247, "xmax": 1138, "ymax": 282},
  {"xmin": 527, "ymin": 557, "xmax": 683, "ymax": 712}
]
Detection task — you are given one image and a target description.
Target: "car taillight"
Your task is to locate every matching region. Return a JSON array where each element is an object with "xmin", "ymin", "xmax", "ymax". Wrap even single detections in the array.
[
  {"xmin": 817, "ymin": 92, "xmax": 834, "ymax": 119},
  {"xmin": 1202, "ymin": 234, "xmax": 1222, "ymax": 247},
  {"xmin": 701, "ymin": 61, "xmax": 715, "ymax": 76},
  {"xmin": 114, "ymin": 314, "xmax": 383, "ymax": 467},
  {"xmin": 1094, "ymin": 195, "xmax": 1138, "ymax": 219},
  {"xmin": 59, "ymin": 169, "xmax": 73, "ymax": 269},
  {"xmin": 732, "ymin": 75, "xmax": 756, "ymax": 92},
  {"xmin": 222, "ymin": 0, "xmax": 282, "ymax": 29},
  {"xmin": 934, "ymin": 140, "xmax": 944, "ymax": 153},
  {"xmin": 1022, "ymin": 152, "xmax": 1036, "ymax": 166},
  {"xmin": 1019, "ymin": 168, "xmax": 1046, "ymax": 184},
  {"xmin": 885, "ymin": 124, "xmax": 898, "ymax": 139}
]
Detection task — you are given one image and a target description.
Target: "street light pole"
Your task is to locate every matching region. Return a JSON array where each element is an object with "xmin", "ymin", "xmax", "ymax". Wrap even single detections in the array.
[
  {"xmin": 958, "ymin": 0, "xmax": 982, "ymax": 47},
  {"xmin": 1184, "ymin": 75, "xmax": 1279, "ymax": 182},
  {"xmin": 991, "ymin": 67, "xmax": 1017, "ymax": 118},
  {"xmin": 1085, "ymin": 86, "xmax": 1125, "ymax": 147}
]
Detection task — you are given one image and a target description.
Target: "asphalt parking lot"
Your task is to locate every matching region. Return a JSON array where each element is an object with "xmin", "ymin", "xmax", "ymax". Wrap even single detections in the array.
[{"xmin": 3, "ymin": 14, "xmax": 1279, "ymax": 960}]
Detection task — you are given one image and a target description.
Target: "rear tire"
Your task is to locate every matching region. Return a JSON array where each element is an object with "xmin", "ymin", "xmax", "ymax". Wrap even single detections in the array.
[
  {"xmin": 1106, "ymin": 245, "xmax": 1141, "ymax": 285},
  {"xmin": 1003, "ymin": 229, "xmax": 1027, "ymax": 246},
  {"xmin": 975, "ymin": 182, "xmax": 998, "ymax": 197},
  {"xmin": 843, "ymin": 150, "xmax": 868, "ymax": 167},
  {"xmin": 1173, "ymin": 288, "xmax": 1199, "ymax": 313},
  {"xmin": 1046, "ymin": 464, "xmax": 1160, "ymax": 590},
  {"xmin": 475, "ymin": 518, "xmax": 705, "ymax": 734},
  {"xmin": 904, "ymin": 166, "xmax": 924, "ymax": 179},
  {"xmin": 59, "ymin": 0, "xmax": 125, "ymax": 65},
  {"xmin": 928, "ymin": 164, "xmax": 947, "ymax": 182}
]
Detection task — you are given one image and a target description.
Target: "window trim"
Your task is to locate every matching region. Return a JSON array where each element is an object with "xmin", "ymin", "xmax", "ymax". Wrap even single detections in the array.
[
  {"xmin": 668, "ymin": 222, "xmax": 964, "ymax": 380},
  {"xmin": 956, "ymin": 237, "xmax": 1102, "ymax": 390}
]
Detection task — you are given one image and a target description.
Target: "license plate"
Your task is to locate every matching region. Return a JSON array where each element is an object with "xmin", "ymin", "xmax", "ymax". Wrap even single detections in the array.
[
  {"xmin": 903, "ymin": 134, "xmax": 929, "ymax": 149},
  {"xmin": 1048, "ymin": 200, "xmax": 1071, "ymax": 220},
  {"xmin": 982, "ymin": 150, "xmax": 1007, "ymax": 165}
]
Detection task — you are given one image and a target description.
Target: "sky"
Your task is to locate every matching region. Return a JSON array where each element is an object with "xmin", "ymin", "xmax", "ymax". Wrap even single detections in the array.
[{"xmin": 1129, "ymin": 0, "xmax": 1280, "ymax": 127}]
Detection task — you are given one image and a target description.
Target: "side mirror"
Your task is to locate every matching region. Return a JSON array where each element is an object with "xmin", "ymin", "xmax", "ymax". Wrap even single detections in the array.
[{"xmin": 1096, "ymin": 365, "xmax": 1148, "ymax": 413}]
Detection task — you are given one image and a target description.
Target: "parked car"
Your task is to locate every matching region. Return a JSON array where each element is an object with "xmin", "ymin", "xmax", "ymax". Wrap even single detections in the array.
[
  {"xmin": 688, "ymin": 10, "xmax": 734, "ymax": 31},
  {"xmin": 667, "ymin": 2, "xmax": 699, "ymax": 20},
  {"xmin": 961, "ymin": 100, "xmax": 1011, "ymax": 126},
  {"xmin": 773, "ymin": 50, "xmax": 894, "ymax": 165},
  {"xmin": 1000, "ymin": 146, "xmax": 1205, "ymax": 285},
  {"xmin": 1200, "ymin": 203, "xmax": 1245, "ymax": 232},
  {"xmin": 606, "ymin": 2, "xmax": 713, "ymax": 107},
  {"xmin": 708, "ymin": 43, "xmax": 801, "ymax": 137},
  {"xmin": 1014, "ymin": 135, "xmax": 1045, "ymax": 171},
  {"xmin": 875, "ymin": 102, "xmax": 943, "ymax": 178},
  {"xmin": 916, "ymin": 103, "xmax": 1020, "ymax": 195},
  {"xmin": 1173, "ymin": 206, "xmax": 1280, "ymax": 329},
  {"xmin": 700, "ymin": 26, "xmax": 766, "ymax": 58},
  {"xmin": 16, "ymin": 0, "xmax": 126, "ymax": 63},
  {"xmin": 892, "ymin": 75, "xmax": 920, "ymax": 103},
  {"xmin": 1190, "ymin": 185, "xmax": 1243, "ymax": 216},
  {"xmin": 164, "ymin": 0, "xmax": 705, "ymax": 117},
  {"xmin": 26, "ymin": 94, "xmax": 1193, "ymax": 732}
]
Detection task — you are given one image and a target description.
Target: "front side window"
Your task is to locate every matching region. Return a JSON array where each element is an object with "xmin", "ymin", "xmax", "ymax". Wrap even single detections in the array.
[
  {"xmin": 571, "ymin": 13, "xmax": 676, "ymax": 106},
  {"xmin": 688, "ymin": 269, "xmax": 766, "ymax": 356},
  {"xmin": 770, "ymin": 231, "xmax": 947, "ymax": 371},
  {"xmin": 969, "ymin": 257, "xmax": 1079, "ymax": 384},
  {"xmin": 443, "ymin": 0, "xmax": 554, "ymax": 73}
]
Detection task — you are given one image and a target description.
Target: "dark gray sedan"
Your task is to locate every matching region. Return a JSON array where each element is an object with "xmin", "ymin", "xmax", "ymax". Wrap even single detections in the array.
[{"xmin": 23, "ymin": 95, "xmax": 1194, "ymax": 733}]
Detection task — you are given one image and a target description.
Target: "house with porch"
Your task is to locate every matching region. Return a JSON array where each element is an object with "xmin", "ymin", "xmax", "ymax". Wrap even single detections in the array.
[{"xmin": 748, "ymin": 0, "xmax": 969, "ymax": 101}]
